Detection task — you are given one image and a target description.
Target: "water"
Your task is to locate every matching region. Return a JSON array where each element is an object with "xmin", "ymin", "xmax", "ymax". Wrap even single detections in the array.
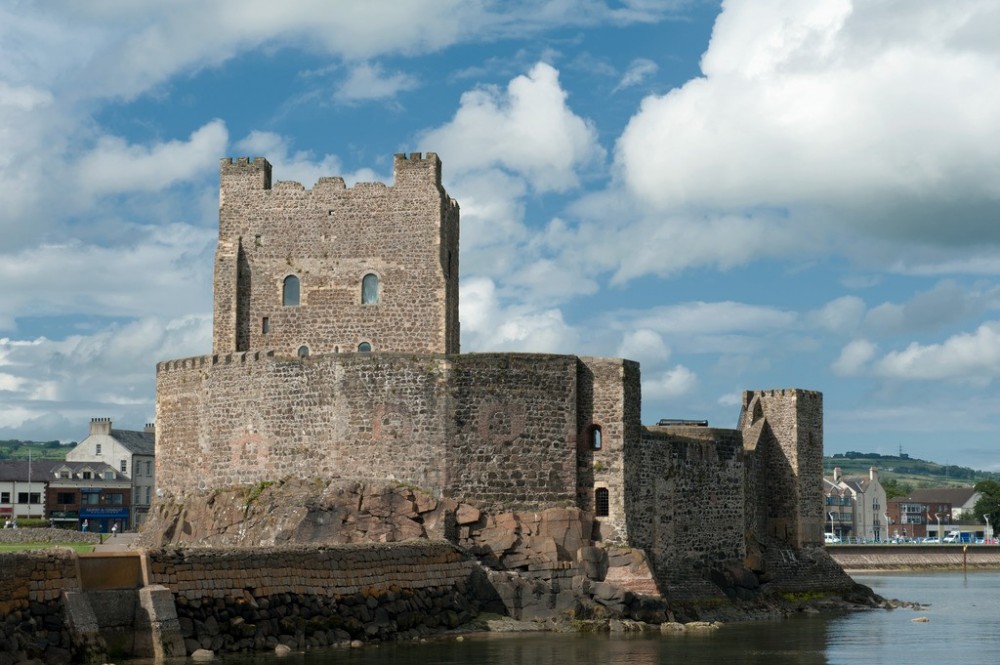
[{"xmin": 201, "ymin": 572, "xmax": 1000, "ymax": 665}]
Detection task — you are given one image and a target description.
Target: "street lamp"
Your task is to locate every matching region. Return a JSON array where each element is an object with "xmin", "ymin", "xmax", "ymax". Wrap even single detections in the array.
[
  {"xmin": 935, "ymin": 513, "xmax": 943, "ymax": 542},
  {"xmin": 985, "ymin": 514, "xmax": 991, "ymax": 543}
]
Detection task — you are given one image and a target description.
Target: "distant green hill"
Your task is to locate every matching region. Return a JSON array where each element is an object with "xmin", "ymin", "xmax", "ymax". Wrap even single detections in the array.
[
  {"xmin": 824, "ymin": 450, "xmax": 1000, "ymax": 496},
  {"xmin": 0, "ymin": 440, "xmax": 74, "ymax": 461}
]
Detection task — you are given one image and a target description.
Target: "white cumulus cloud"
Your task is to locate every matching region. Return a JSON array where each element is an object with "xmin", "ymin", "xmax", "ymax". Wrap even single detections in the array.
[
  {"xmin": 615, "ymin": 0, "xmax": 1000, "ymax": 246},
  {"xmin": 644, "ymin": 365, "xmax": 697, "ymax": 399},
  {"xmin": 875, "ymin": 323, "xmax": 1000, "ymax": 382},
  {"xmin": 419, "ymin": 62, "xmax": 604, "ymax": 193},
  {"xmin": 831, "ymin": 339, "xmax": 877, "ymax": 376}
]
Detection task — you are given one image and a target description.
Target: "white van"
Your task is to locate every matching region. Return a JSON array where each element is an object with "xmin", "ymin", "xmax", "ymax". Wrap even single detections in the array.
[
  {"xmin": 943, "ymin": 531, "xmax": 961, "ymax": 543},
  {"xmin": 824, "ymin": 533, "xmax": 842, "ymax": 544}
]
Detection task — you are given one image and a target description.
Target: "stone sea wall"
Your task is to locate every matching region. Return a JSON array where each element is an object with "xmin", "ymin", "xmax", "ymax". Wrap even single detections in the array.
[
  {"xmin": 0, "ymin": 550, "xmax": 81, "ymax": 665},
  {"xmin": 828, "ymin": 545, "xmax": 1000, "ymax": 571},
  {"xmin": 145, "ymin": 542, "xmax": 482, "ymax": 653}
]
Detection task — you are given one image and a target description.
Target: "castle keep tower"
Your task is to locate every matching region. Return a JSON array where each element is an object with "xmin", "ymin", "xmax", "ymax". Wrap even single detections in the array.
[{"xmin": 213, "ymin": 153, "xmax": 460, "ymax": 357}]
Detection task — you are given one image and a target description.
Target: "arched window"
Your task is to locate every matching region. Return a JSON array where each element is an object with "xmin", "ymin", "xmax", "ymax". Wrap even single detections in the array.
[
  {"xmin": 283, "ymin": 275, "xmax": 300, "ymax": 306},
  {"xmin": 595, "ymin": 488, "xmax": 610, "ymax": 517},
  {"xmin": 361, "ymin": 273, "xmax": 380, "ymax": 304},
  {"xmin": 358, "ymin": 342, "xmax": 372, "ymax": 353},
  {"xmin": 590, "ymin": 425, "xmax": 602, "ymax": 450},
  {"xmin": 297, "ymin": 345, "xmax": 309, "ymax": 358}
]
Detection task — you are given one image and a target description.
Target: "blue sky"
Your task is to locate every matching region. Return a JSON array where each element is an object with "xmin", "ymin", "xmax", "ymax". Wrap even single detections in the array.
[{"xmin": 1, "ymin": 1, "xmax": 999, "ymax": 471}]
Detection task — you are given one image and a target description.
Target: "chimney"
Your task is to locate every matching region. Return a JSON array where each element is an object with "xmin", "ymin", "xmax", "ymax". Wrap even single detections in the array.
[
  {"xmin": 144, "ymin": 422, "xmax": 156, "ymax": 434},
  {"xmin": 90, "ymin": 417, "xmax": 112, "ymax": 436},
  {"xmin": 870, "ymin": 466, "xmax": 878, "ymax": 481},
  {"xmin": 833, "ymin": 467, "xmax": 841, "ymax": 482}
]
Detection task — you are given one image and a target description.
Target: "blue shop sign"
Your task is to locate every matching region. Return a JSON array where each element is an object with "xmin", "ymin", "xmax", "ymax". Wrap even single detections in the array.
[
  {"xmin": 79, "ymin": 507, "xmax": 130, "ymax": 519},
  {"xmin": 80, "ymin": 487, "xmax": 102, "ymax": 493}
]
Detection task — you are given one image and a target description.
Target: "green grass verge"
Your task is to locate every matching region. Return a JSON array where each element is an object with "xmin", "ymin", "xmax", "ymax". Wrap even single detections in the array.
[{"xmin": 0, "ymin": 542, "xmax": 95, "ymax": 553}]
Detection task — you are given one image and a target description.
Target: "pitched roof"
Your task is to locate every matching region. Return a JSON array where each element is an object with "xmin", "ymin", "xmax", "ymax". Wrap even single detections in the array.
[
  {"xmin": 0, "ymin": 460, "xmax": 59, "ymax": 481},
  {"xmin": 843, "ymin": 478, "xmax": 868, "ymax": 493},
  {"xmin": 0, "ymin": 460, "xmax": 119, "ymax": 481},
  {"xmin": 905, "ymin": 487, "xmax": 978, "ymax": 506},
  {"xmin": 109, "ymin": 429, "xmax": 155, "ymax": 455}
]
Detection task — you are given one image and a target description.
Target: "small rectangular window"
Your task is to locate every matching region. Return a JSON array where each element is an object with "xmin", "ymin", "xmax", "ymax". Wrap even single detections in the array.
[
  {"xmin": 0, "ymin": 492, "xmax": 9, "ymax": 503},
  {"xmin": 17, "ymin": 493, "xmax": 29, "ymax": 504},
  {"xmin": 57, "ymin": 492, "xmax": 75, "ymax": 504},
  {"xmin": 96, "ymin": 443, "xmax": 102, "ymax": 455},
  {"xmin": 595, "ymin": 488, "xmax": 610, "ymax": 517},
  {"xmin": 120, "ymin": 460, "xmax": 127, "ymax": 473},
  {"xmin": 146, "ymin": 461, "xmax": 152, "ymax": 476},
  {"xmin": 262, "ymin": 317, "xmax": 270, "ymax": 334}
]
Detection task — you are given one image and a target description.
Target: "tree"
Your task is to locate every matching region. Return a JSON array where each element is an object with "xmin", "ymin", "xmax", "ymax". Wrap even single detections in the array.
[
  {"xmin": 973, "ymin": 480, "xmax": 1000, "ymax": 532},
  {"xmin": 882, "ymin": 477, "xmax": 912, "ymax": 500}
]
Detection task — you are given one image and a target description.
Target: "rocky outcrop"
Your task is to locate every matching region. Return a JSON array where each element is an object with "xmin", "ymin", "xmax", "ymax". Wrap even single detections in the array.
[{"xmin": 138, "ymin": 479, "xmax": 457, "ymax": 548}]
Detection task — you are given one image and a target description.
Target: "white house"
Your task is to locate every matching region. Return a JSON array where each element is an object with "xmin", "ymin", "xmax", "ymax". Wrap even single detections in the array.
[
  {"xmin": 0, "ymin": 460, "xmax": 47, "ymax": 523},
  {"xmin": 66, "ymin": 418, "xmax": 156, "ymax": 529},
  {"xmin": 823, "ymin": 466, "xmax": 889, "ymax": 542}
]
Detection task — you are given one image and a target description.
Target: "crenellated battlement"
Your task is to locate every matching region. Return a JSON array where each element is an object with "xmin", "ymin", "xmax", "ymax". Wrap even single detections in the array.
[
  {"xmin": 220, "ymin": 157, "xmax": 272, "ymax": 191},
  {"xmin": 743, "ymin": 388, "xmax": 821, "ymax": 401},
  {"xmin": 394, "ymin": 152, "xmax": 442, "ymax": 187},
  {"xmin": 156, "ymin": 351, "xmax": 280, "ymax": 374}
]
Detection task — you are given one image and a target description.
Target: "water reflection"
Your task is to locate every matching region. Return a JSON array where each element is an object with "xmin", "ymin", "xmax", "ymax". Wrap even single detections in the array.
[{"xmin": 195, "ymin": 572, "xmax": 1000, "ymax": 665}]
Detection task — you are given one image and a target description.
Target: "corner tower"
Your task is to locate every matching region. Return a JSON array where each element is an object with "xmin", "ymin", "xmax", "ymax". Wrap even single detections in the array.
[
  {"xmin": 213, "ymin": 153, "xmax": 459, "ymax": 356},
  {"xmin": 740, "ymin": 389, "xmax": 824, "ymax": 548}
]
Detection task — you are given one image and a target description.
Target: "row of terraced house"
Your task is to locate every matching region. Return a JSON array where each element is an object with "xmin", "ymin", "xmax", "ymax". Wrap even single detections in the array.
[
  {"xmin": 823, "ymin": 466, "xmax": 990, "ymax": 542},
  {"xmin": 0, "ymin": 418, "xmax": 155, "ymax": 533}
]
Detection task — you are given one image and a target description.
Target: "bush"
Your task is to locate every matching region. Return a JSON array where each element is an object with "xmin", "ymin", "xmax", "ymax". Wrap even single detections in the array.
[{"xmin": 15, "ymin": 518, "xmax": 52, "ymax": 529}]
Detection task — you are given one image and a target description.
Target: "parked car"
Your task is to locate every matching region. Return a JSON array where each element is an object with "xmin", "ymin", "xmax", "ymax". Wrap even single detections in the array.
[
  {"xmin": 924, "ymin": 537, "xmax": 940, "ymax": 544},
  {"xmin": 824, "ymin": 533, "xmax": 842, "ymax": 544}
]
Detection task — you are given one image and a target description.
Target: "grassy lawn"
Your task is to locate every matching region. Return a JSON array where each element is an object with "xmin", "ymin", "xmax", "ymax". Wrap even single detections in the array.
[{"xmin": 0, "ymin": 542, "xmax": 95, "ymax": 553}]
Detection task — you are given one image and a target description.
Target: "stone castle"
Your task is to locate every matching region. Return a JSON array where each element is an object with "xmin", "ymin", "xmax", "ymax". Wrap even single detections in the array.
[{"xmin": 155, "ymin": 153, "xmax": 825, "ymax": 589}]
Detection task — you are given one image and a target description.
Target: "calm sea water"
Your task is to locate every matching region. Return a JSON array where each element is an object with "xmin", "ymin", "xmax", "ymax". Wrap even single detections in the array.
[{"xmin": 204, "ymin": 572, "xmax": 1000, "ymax": 665}]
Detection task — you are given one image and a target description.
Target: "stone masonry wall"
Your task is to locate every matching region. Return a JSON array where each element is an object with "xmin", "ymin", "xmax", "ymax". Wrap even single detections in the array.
[
  {"xmin": 145, "ymin": 542, "xmax": 473, "ymax": 601},
  {"xmin": 575, "ymin": 358, "xmax": 641, "ymax": 543},
  {"xmin": 156, "ymin": 353, "xmax": 451, "ymax": 495},
  {"xmin": 214, "ymin": 154, "xmax": 459, "ymax": 357},
  {"xmin": 446, "ymin": 354, "xmax": 578, "ymax": 506},
  {"xmin": 147, "ymin": 542, "xmax": 479, "ymax": 654},
  {"xmin": 156, "ymin": 352, "xmax": 586, "ymax": 510},
  {"xmin": 625, "ymin": 427, "xmax": 746, "ymax": 589},
  {"xmin": 0, "ymin": 551, "xmax": 81, "ymax": 664}
]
